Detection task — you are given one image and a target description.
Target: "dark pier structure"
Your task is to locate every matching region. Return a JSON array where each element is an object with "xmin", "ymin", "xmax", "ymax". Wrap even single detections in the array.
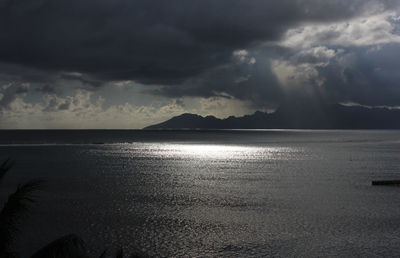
[{"xmin": 372, "ymin": 180, "xmax": 400, "ymax": 186}]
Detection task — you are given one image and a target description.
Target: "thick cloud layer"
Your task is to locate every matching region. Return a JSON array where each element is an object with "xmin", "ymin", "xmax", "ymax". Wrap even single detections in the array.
[
  {"xmin": 1, "ymin": 0, "xmax": 400, "ymax": 128},
  {"xmin": 0, "ymin": 0, "xmax": 396, "ymax": 83}
]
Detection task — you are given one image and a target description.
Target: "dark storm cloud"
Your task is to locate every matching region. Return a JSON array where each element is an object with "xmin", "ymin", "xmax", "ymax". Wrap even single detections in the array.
[
  {"xmin": 319, "ymin": 44, "xmax": 400, "ymax": 106},
  {"xmin": 59, "ymin": 73, "xmax": 102, "ymax": 87},
  {"xmin": 0, "ymin": 83, "xmax": 29, "ymax": 109},
  {"xmin": 1, "ymin": 0, "xmax": 400, "ymax": 113},
  {"xmin": 57, "ymin": 101, "xmax": 70, "ymax": 110},
  {"xmin": 0, "ymin": 0, "xmax": 395, "ymax": 85},
  {"xmin": 263, "ymin": 40, "xmax": 400, "ymax": 108},
  {"xmin": 42, "ymin": 96, "xmax": 71, "ymax": 112},
  {"xmin": 36, "ymin": 84, "xmax": 55, "ymax": 93},
  {"xmin": 148, "ymin": 47, "xmax": 286, "ymax": 108}
]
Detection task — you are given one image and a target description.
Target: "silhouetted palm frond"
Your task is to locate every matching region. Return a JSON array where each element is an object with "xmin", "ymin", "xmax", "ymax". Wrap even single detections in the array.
[
  {"xmin": 98, "ymin": 248, "xmax": 146, "ymax": 258},
  {"xmin": 116, "ymin": 248, "xmax": 123, "ymax": 258},
  {"xmin": 31, "ymin": 234, "xmax": 89, "ymax": 258},
  {"xmin": 130, "ymin": 250, "xmax": 147, "ymax": 258},
  {"xmin": 0, "ymin": 179, "xmax": 43, "ymax": 254},
  {"xmin": 130, "ymin": 253, "xmax": 146, "ymax": 258},
  {"xmin": 98, "ymin": 249, "xmax": 108, "ymax": 258},
  {"xmin": 0, "ymin": 159, "xmax": 14, "ymax": 183}
]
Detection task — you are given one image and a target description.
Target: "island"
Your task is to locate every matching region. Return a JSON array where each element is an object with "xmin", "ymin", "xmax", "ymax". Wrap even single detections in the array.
[{"xmin": 144, "ymin": 104, "xmax": 400, "ymax": 129}]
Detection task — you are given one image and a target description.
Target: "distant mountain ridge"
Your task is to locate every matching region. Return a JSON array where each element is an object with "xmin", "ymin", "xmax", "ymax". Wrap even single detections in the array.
[{"xmin": 144, "ymin": 104, "xmax": 400, "ymax": 129}]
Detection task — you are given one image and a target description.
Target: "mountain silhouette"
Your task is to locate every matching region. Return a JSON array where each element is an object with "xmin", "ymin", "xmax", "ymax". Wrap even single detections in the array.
[{"xmin": 144, "ymin": 104, "xmax": 400, "ymax": 129}]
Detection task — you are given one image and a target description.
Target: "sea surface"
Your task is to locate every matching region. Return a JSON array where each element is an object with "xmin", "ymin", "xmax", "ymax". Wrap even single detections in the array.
[{"xmin": 1, "ymin": 130, "xmax": 400, "ymax": 257}]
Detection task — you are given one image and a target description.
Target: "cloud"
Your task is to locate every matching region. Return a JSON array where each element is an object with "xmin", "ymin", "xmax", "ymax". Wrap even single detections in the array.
[
  {"xmin": 36, "ymin": 84, "xmax": 55, "ymax": 93},
  {"xmin": 0, "ymin": 0, "xmax": 395, "ymax": 85},
  {"xmin": 318, "ymin": 45, "xmax": 400, "ymax": 106},
  {"xmin": 280, "ymin": 11, "xmax": 400, "ymax": 48},
  {"xmin": 270, "ymin": 42, "xmax": 400, "ymax": 107},
  {"xmin": 270, "ymin": 8, "xmax": 400, "ymax": 108},
  {"xmin": 232, "ymin": 50, "xmax": 257, "ymax": 65},
  {"xmin": 271, "ymin": 59, "xmax": 324, "ymax": 90},
  {"xmin": 1, "ymin": 0, "xmax": 400, "ymax": 128},
  {"xmin": 0, "ymin": 83, "xmax": 30, "ymax": 110},
  {"xmin": 198, "ymin": 96, "xmax": 258, "ymax": 118},
  {"xmin": 145, "ymin": 46, "xmax": 286, "ymax": 109},
  {"xmin": 0, "ymin": 88, "xmax": 257, "ymax": 128},
  {"xmin": 271, "ymin": 46, "xmax": 342, "ymax": 94}
]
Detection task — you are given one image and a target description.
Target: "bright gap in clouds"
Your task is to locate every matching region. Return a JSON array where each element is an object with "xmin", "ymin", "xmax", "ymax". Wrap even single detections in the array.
[{"xmin": 280, "ymin": 11, "xmax": 400, "ymax": 48}]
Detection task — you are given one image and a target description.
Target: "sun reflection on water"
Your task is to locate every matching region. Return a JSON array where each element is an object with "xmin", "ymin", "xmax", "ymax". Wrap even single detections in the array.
[
  {"xmin": 120, "ymin": 143, "xmax": 297, "ymax": 161},
  {"xmin": 172, "ymin": 144, "xmax": 259, "ymax": 159}
]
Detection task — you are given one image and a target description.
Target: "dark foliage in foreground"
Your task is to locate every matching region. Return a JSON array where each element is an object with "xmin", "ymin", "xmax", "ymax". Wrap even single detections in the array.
[
  {"xmin": 0, "ymin": 159, "xmax": 142, "ymax": 258},
  {"xmin": 0, "ymin": 158, "xmax": 39, "ymax": 257},
  {"xmin": 31, "ymin": 234, "xmax": 88, "ymax": 258},
  {"xmin": 0, "ymin": 179, "xmax": 42, "ymax": 257}
]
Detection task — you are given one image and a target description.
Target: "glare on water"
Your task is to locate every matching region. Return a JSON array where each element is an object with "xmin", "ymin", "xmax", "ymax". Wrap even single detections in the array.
[{"xmin": 120, "ymin": 142, "xmax": 299, "ymax": 161}]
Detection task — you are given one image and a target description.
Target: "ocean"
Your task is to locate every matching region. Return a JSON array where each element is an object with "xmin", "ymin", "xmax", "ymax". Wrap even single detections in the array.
[{"xmin": 1, "ymin": 130, "xmax": 400, "ymax": 257}]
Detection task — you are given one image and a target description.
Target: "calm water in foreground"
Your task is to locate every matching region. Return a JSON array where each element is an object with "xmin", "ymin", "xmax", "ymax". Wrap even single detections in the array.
[{"xmin": 1, "ymin": 130, "xmax": 400, "ymax": 257}]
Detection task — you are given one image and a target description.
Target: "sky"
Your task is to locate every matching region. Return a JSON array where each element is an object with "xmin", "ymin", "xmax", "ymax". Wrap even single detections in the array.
[{"xmin": 0, "ymin": 0, "xmax": 400, "ymax": 129}]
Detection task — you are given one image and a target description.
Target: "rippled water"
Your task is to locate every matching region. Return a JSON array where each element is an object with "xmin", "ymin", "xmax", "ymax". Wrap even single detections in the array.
[{"xmin": 1, "ymin": 130, "xmax": 400, "ymax": 257}]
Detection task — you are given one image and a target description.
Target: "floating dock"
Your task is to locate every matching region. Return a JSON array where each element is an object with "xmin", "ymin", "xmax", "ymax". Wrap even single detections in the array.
[{"xmin": 372, "ymin": 180, "xmax": 400, "ymax": 186}]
